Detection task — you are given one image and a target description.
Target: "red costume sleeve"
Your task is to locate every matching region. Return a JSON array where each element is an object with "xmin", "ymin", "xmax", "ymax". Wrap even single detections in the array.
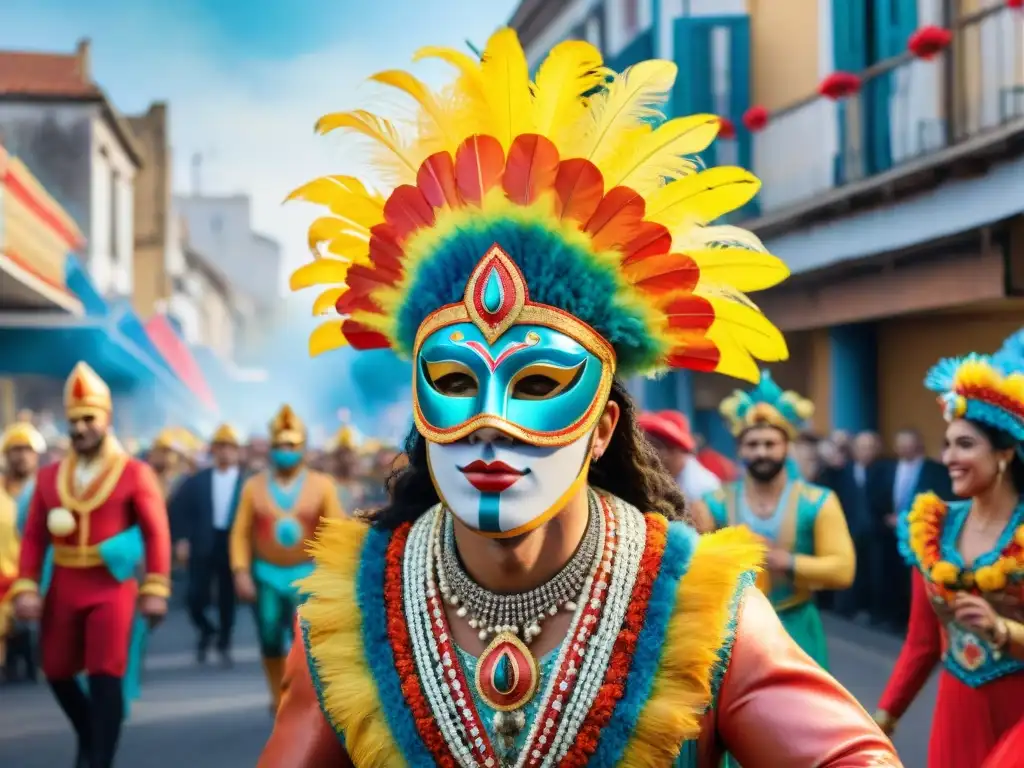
[
  {"xmin": 131, "ymin": 462, "xmax": 172, "ymax": 598},
  {"xmin": 259, "ymin": 623, "xmax": 351, "ymax": 768},
  {"xmin": 12, "ymin": 478, "xmax": 50, "ymax": 594},
  {"xmin": 876, "ymin": 570, "xmax": 941, "ymax": 720},
  {"xmin": 710, "ymin": 589, "xmax": 901, "ymax": 766}
]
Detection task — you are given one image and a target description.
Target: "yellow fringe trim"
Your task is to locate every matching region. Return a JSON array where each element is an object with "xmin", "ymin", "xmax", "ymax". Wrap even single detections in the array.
[
  {"xmin": 297, "ymin": 518, "xmax": 407, "ymax": 768},
  {"xmin": 622, "ymin": 526, "xmax": 765, "ymax": 767}
]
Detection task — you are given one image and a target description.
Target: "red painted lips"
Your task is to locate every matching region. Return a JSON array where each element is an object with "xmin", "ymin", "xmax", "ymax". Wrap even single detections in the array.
[{"xmin": 459, "ymin": 459, "xmax": 527, "ymax": 493}]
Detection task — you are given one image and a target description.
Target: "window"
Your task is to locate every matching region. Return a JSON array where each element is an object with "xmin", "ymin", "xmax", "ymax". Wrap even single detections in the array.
[
  {"xmin": 110, "ymin": 167, "xmax": 119, "ymax": 263},
  {"xmin": 623, "ymin": 0, "xmax": 639, "ymax": 36}
]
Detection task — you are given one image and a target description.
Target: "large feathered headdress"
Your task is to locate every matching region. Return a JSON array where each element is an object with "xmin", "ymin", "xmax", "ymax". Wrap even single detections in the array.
[
  {"xmin": 719, "ymin": 370, "xmax": 814, "ymax": 439},
  {"xmin": 926, "ymin": 354, "xmax": 1024, "ymax": 441},
  {"xmin": 289, "ymin": 30, "xmax": 789, "ymax": 381}
]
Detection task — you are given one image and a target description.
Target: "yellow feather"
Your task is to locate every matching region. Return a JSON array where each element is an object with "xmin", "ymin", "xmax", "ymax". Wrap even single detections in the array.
[
  {"xmin": 412, "ymin": 45, "xmax": 489, "ymax": 110},
  {"xmin": 315, "ymin": 110, "xmax": 419, "ymax": 178},
  {"xmin": 309, "ymin": 320, "xmax": 349, "ymax": 357},
  {"xmin": 674, "ymin": 224, "xmax": 768, "ymax": 253},
  {"xmin": 312, "ymin": 287, "xmax": 345, "ymax": 316},
  {"xmin": 286, "ymin": 175, "xmax": 374, "ymax": 203},
  {"xmin": 701, "ymin": 292, "xmax": 788, "ymax": 361},
  {"xmin": 576, "ymin": 60, "xmax": 677, "ymax": 168},
  {"xmin": 325, "ymin": 233, "xmax": 370, "ymax": 261},
  {"xmin": 690, "ymin": 248, "xmax": 790, "ymax": 292},
  {"xmin": 307, "ymin": 217, "xmax": 369, "ymax": 256},
  {"xmin": 646, "ymin": 167, "xmax": 760, "ymax": 229},
  {"xmin": 369, "ymin": 69, "xmax": 459, "ymax": 149},
  {"xmin": 480, "ymin": 28, "xmax": 535, "ymax": 150},
  {"xmin": 532, "ymin": 40, "xmax": 608, "ymax": 144},
  {"xmin": 290, "ymin": 258, "xmax": 352, "ymax": 291},
  {"xmin": 603, "ymin": 114, "xmax": 720, "ymax": 193},
  {"xmin": 289, "ymin": 181, "xmax": 385, "ymax": 230}
]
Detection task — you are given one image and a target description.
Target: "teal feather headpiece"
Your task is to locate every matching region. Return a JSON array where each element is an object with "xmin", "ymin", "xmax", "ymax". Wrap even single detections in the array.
[
  {"xmin": 924, "ymin": 354, "xmax": 1024, "ymax": 442},
  {"xmin": 719, "ymin": 370, "xmax": 814, "ymax": 439}
]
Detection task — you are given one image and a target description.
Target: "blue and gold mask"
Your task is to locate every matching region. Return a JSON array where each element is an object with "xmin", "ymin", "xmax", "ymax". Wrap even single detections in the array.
[{"xmin": 412, "ymin": 245, "xmax": 615, "ymax": 448}]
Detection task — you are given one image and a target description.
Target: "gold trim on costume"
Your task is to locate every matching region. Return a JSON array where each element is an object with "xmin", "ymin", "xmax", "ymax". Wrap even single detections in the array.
[
  {"xmin": 139, "ymin": 574, "xmax": 171, "ymax": 598},
  {"xmin": 52, "ymin": 545, "xmax": 103, "ymax": 568},
  {"xmin": 56, "ymin": 446, "xmax": 130, "ymax": 556},
  {"xmin": 8, "ymin": 578, "xmax": 38, "ymax": 597}
]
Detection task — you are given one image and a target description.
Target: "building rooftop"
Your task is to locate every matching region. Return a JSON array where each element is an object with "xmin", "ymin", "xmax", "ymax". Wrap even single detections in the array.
[{"xmin": 0, "ymin": 39, "xmax": 143, "ymax": 168}]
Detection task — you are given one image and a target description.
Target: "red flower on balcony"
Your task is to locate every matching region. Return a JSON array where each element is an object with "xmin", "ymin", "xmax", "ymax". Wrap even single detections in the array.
[
  {"xmin": 742, "ymin": 106, "xmax": 768, "ymax": 133},
  {"xmin": 908, "ymin": 25, "xmax": 953, "ymax": 59},
  {"xmin": 818, "ymin": 72, "xmax": 862, "ymax": 100},
  {"xmin": 718, "ymin": 116, "xmax": 736, "ymax": 140}
]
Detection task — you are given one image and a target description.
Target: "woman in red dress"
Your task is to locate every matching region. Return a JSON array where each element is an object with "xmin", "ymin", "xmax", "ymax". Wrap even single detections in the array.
[{"xmin": 875, "ymin": 355, "xmax": 1024, "ymax": 767}]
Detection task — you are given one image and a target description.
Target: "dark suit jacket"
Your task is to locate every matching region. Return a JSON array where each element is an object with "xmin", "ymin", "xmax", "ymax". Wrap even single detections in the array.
[
  {"xmin": 170, "ymin": 467, "xmax": 245, "ymax": 561},
  {"xmin": 822, "ymin": 460, "xmax": 892, "ymax": 539},
  {"xmin": 883, "ymin": 457, "xmax": 954, "ymax": 517}
]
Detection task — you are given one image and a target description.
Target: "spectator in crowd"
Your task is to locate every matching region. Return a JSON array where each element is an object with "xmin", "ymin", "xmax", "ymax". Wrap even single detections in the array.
[
  {"xmin": 792, "ymin": 431, "xmax": 825, "ymax": 483},
  {"xmin": 818, "ymin": 438, "xmax": 848, "ymax": 473},
  {"xmin": 878, "ymin": 427, "xmax": 953, "ymax": 631},
  {"xmin": 694, "ymin": 434, "xmax": 740, "ymax": 482},
  {"xmin": 637, "ymin": 411, "xmax": 721, "ymax": 507},
  {"xmin": 828, "ymin": 431, "xmax": 889, "ymax": 624}
]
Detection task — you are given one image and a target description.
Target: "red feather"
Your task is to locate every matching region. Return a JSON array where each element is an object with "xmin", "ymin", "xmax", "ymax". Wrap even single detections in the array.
[
  {"xmin": 416, "ymin": 152, "xmax": 463, "ymax": 210},
  {"xmin": 553, "ymin": 158, "xmax": 604, "ymax": 224},
  {"xmin": 336, "ymin": 290, "xmax": 381, "ymax": 316},
  {"xmin": 368, "ymin": 224, "xmax": 405, "ymax": 275},
  {"xmin": 342, "ymin": 319, "xmax": 391, "ymax": 350},
  {"xmin": 625, "ymin": 253, "xmax": 700, "ymax": 294},
  {"xmin": 663, "ymin": 295, "xmax": 716, "ymax": 332},
  {"xmin": 665, "ymin": 333, "xmax": 721, "ymax": 372},
  {"xmin": 383, "ymin": 185, "xmax": 436, "ymax": 243},
  {"xmin": 502, "ymin": 134, "xmax": 560, "ymax": 205},
  {"xmin": 585, "ymin": 186, "xmax": 646, "ymax": 252},
  {"xmin": 454, "ymin": 135, "xmax": 505, "ymax": 206},
  {"xmin": 621, "ymin": 222, "xmax": 672, "ymax": 265}
]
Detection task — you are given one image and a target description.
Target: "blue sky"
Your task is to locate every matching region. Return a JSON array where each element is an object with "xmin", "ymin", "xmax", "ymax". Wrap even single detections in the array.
[{"xmin": 0, "ymin": 0, "xmax": 519, "ymax": 283}]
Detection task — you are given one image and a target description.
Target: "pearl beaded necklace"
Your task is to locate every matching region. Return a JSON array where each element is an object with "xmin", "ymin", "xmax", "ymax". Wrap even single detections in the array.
[
  {"xmin": 399, "ymin": 492, "xmax": 651, "ymax": 768},
  {"xmin": 436, "ymin": 493, "xmax": 602, "ymax": 644}
]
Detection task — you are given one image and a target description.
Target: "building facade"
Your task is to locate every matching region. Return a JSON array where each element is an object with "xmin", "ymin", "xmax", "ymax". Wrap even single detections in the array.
[
  {"xmin": 0, "ymin": 39, "xmax": 141, "ymax": 299},
  {"xmin": 512, "ymin": 0, "xmax": 1024, "ymax": 455},
  {"xmin": 173, "ymin": 194, "xmax": 282, "ymax": 364}
]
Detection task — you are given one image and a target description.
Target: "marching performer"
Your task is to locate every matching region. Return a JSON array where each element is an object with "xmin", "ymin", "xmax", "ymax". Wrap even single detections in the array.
[
  {"xmin": 693, "ymin": 372, "xmax": 856, "ymax": 669},
  {"xmin": 329, "ymin": 425, "xmax": 363, "ymax": 514},
  {"xmin": 1, "ymin": 422, "xmax": 45, "ymax": 681},
  {"xmin": 258, "ymin": 30, "xmax": 898, "ymax": 766},
  {"xmin": 10, "ymin": 362, "xmax": 170, "ymax": 768},
  {"xmin": 230, "ymin": 405, "xmax": 342, "ymax": 710},
  {"xmin": 875, "ymin": 355, "xmax": 1024, "ymax": 767},
  {"xmin": 148, "ymin": 428, "xmax": 189, "ymax": 500}
]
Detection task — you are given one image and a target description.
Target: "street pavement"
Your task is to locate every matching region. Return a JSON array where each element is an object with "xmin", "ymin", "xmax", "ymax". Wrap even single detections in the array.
[{"xmin": 0, "ymin": 607, "xmax": 936, "ymax": 767}]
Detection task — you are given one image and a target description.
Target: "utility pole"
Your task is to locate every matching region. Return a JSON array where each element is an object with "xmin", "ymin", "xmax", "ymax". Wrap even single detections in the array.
[{"xmin": 191, "ymin": 152, "xmax": 202, "ymax": 196}]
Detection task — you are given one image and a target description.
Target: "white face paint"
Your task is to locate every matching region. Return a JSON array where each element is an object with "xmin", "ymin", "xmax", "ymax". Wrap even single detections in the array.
[{"xmin": 426, "ymin": 428, "xmax": 594, "ymax": 538}]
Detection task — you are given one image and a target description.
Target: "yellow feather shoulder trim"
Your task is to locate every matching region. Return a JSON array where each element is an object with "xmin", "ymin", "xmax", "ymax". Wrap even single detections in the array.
[
  {"xmin": 297, "ymin": 518, "xmax": 407, "ymax": 768},
  {"xmin": 623, "ymin": 526, "xmax": 765, "ymax": 765}
]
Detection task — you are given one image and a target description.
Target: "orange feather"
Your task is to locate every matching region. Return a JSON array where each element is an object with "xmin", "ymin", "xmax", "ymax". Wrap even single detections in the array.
[
  {"xmin": 585, "ymin": 186, "xmax": 645, "ymax": 252},
  {"xmin": 416, "ymin": 152, "xmax": 463, "ymax": 210},
  {"xmin": 454, "ymin": 135, "xmax": 505, "ymax": 205},
  {"xmin": 552, "ymin": 158, "xmax": 604, "ymax": 224},
  {"xmin": 626, "ymin": 252, "xmax": 700, "ymax": 294},
  {"xmin": 502, "ymin": 134, "xmax": 561, "ymax": 205},
  {"xmin": 382, "ymin": 185, "xmax": 436, "ymax": 243},
  {"xmin": 621, "ymin": 222, "xmax": 672, "ymax": 265}
]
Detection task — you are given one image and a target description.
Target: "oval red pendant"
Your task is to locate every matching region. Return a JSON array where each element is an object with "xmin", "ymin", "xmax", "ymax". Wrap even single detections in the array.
[{"xmin": 474, "ymin": 632, "xmax": 539, "ymax": 712}]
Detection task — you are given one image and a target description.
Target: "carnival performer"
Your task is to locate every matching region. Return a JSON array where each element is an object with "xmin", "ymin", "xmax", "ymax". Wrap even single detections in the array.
[
  {"xmin": 148, "ymin": 428, "xmax": 189, "ymax": 500},
  {"xmin": 230, "ymin": 405, "xmax": 343, "ymax": 710},
  {"xmin": 329, "ymin": 424, "xmax": 363, "ymax": 514},
  {"xmin": 692, "ymin": 371, "xmax": 856, "ymax": 669},
  {"xmin": 257, "ymin": 30, "xmax": 899, "ymax": 767},
  {"xmin": 1, "ymin": 422, "xmax": 45, "ymax": 681},
  {"xmin": 874, "ymin": 355, "xmax": 1024, "ymax": 767},
  {"xmin": 10, "ymin": 362, "xmax": 171, "ymax": 768}
]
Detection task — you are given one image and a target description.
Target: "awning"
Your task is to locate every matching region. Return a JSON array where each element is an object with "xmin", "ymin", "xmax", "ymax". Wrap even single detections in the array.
[
  {"xmin": 144, "ymin": 314, "xmax": 217, "ymax": 410},
  {"xmin": 0, "ymin": 148, "xmax": 84, "ymax": 314}
]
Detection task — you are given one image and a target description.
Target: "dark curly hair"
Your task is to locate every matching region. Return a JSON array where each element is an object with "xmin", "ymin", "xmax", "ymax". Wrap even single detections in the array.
[{"xmin": 365, "ymin": 379, "xmax": 690, "ymax": 528}]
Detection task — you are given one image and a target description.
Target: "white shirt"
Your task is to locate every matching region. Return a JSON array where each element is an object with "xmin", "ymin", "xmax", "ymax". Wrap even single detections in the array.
[
  {"xmin": 853, "ymin": 463, "xmax": 867, "ymax": 488},
  {"xmin": 680, "ymin": 457, "xmax": 722, "ymax": 500},
  {"xmin": 894, "ymin": 457, "xmax": 924, "ymax": 511},
  {"xmin": 211, "ymin": 466, "xmax": 240, "ymax": 531}
]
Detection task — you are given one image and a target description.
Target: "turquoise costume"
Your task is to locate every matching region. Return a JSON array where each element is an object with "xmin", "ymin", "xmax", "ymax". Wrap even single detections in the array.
[
  {"xmin": 704, "ymin": 479, "xmax": 835, "ymax": 669},
  {"xmin": 16, "ymin": 484, "xmax": 148, "ymax": 716}
]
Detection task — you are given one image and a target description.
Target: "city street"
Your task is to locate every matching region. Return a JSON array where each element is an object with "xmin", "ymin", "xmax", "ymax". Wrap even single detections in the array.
[{"xmin": 0, "ymin": 607, "xmax": 936, "ymax": 767}]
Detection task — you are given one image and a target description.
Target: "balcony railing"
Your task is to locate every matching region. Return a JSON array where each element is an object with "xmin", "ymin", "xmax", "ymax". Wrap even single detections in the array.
[{"xmin": 751, "ymin": 4, "xmax": 1024, "ymax": 219}]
